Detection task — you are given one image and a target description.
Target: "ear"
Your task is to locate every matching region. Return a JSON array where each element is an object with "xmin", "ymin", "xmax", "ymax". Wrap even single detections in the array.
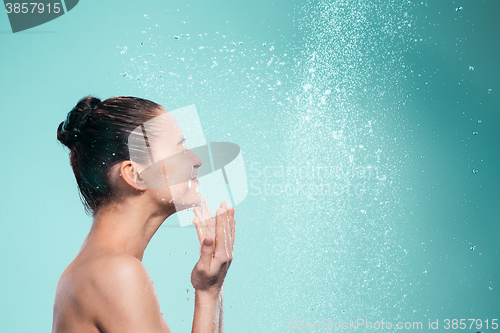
[{"xmin": 119, "ymin": 161, "xmax": 147, "ymax": 191}]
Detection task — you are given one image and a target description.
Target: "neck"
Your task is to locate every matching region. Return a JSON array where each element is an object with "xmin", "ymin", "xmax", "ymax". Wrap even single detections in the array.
[{"xmin": 80, "ymin": 196, "xmax": 176, "ymax": 261}]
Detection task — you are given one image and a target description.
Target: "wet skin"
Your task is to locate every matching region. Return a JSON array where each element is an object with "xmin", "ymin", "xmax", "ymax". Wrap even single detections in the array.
[{"xmin": 52, "ymin": 109, "xmax": 236, "ymax": 333}]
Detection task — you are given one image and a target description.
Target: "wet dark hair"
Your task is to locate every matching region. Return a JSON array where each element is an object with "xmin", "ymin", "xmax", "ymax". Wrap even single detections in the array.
[{"xmin": 57, "ymin": 95, "xmax": 162, "ymax": 216}]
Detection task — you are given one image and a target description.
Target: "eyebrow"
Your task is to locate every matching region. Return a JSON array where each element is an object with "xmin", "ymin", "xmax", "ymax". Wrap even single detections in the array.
[{"xmin": 177, "ymin": 137, "xmax": 186, "ymax": 145}]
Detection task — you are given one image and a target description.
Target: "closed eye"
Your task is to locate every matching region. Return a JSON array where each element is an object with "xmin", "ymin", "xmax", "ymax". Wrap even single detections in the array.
[{"xmin": 177, "ymin": 137, "xmax": 188, "ymax": 152}]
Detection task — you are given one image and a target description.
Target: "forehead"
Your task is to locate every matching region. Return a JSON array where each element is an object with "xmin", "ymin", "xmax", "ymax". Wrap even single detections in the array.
[
  {"xmin": 128, "ymin": 110, "xmax": 184, "ymax": 166},
  {"xmin": 146, "ymin": 110, "xmax": 183, "ymax": 141}
]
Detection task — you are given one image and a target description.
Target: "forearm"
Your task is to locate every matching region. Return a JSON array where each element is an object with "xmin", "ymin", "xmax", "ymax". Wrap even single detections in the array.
[
  {"xmin": 218, "ymin": 285, "xmax": 224, "ymax": 333},
  {"xmin": 192, "ymin": 289, "xmax": 222, "ymax": 333}
]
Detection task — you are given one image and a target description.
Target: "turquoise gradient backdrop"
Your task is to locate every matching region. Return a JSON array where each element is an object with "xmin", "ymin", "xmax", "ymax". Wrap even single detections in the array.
[{"xmin": 0, "ymin": 0, "xmax": 498, "ymax": 332}]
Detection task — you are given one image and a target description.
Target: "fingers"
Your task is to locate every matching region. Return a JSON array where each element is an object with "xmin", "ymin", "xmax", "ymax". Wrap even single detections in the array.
[
  {"xmin": 223, "ymin": 203, "xmax": 231, "ymax": 254},
  {"xmin": 223, "ymin": 203, "xmax": 230, "ymax": 256},
  {"xmin": 193, "ymin": 208, "xmax": 205, "ymax": 244},
  {"xmin": 232, "ymin": 217, "xmax": 236, "ymax": 249},
  {"xmin": 192, "ymin": 200, "xmax": 237, "ymax": 294},
  {"xmin": 214, "ymin": 207, "xmax": 225, "ymax": 259},
  {"xmin": 194, "ymin": 199, "xmax": 215, "ymax": 243},
  {"xmin": 202, "ymin": 199, "xmax": 216, "ymax": 242},
  {"xmin": 230, "ymin": 210, "xmax": 235, "ymax": 253},
  {"xmin": 196, "ymin": 200, "xmax": 236, "ymax": 267},
  {"xmin": 214, "ymin": 202, "xmax": 229, "ymax": 263},
  {"xmin": 198, "ymin": 236, "xmax": 214, "ymax": 269}
]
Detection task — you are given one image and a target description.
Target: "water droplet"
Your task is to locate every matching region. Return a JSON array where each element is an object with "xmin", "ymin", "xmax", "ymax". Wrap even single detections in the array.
[
  {"xmin": 472, "ymin": 131, "xmax": 478, "ymax": 135},
  {"xmin": 469, "ymin": 65, "xmax": 474, "ymax": 70},
  {"xmin": 174, "ymin": 35, "xmax": 179, "ymax": 39},
  {"xmin": 478, "ymin": 120, "xmax": 482, "ymax": 123},
  {"xmin": 472, "ymin": 169, "xmax": 479, "ymax": 174},
  {"xmin": 144, "ymin": 14, "xmax": 149, "ymax": 19},
  {"xmin": 470, "ymin": 245, "xmax": 477, "ymax": 251},
  {"xmin": 456, "ymin": 6, "xmax": 462, "ymax": 12},
  {"xmin": 239, "ymin": 41, "xmax": 243, "ymax": 45},
  {"xmin": 121, "ymin": 72, "xmax": 127, "ymax": 77}
]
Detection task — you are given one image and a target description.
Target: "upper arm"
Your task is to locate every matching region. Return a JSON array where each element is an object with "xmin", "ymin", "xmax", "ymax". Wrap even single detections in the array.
[{"xmin": 91, "ymin": 255, "xmax": 170, "ymax": 333}]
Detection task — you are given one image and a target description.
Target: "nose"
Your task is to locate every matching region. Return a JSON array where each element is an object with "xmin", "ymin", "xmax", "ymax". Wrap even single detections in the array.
[{"xmin": 189, "ymin": 149, "xmax": 203, "ymax": 170}]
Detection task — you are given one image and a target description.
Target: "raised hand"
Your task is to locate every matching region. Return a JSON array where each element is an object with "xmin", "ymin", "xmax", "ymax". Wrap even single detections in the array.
[{"xmin": 191, "ymin": 199, "xmax": 236, "ymax": 293}]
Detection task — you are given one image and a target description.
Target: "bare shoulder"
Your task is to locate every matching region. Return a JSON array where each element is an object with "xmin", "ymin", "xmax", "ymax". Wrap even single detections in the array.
[
  {"xmin": 53, "ymin": 253, "xmax": 170, "ymax": 333},
  {"xmin": 89, "ymin": 253, "xmax": 151, "ymax": 294}
]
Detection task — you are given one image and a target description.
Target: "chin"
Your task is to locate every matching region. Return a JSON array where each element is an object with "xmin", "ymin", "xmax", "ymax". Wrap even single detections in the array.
[{"xmin": 172, "ymin": 192, "xmax": 203, "ymax": 212}]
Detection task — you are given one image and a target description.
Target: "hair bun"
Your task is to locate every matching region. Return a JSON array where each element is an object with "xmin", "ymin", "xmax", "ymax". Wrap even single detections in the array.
[{"xmin": 57, "ymin": 95, "xmax": 101, "ymax": 149}]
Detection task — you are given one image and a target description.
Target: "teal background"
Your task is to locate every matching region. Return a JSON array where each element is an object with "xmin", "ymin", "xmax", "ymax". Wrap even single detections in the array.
[{"xmin": 0, "ymin": 0, "xmax": 498, "ymax": 332}]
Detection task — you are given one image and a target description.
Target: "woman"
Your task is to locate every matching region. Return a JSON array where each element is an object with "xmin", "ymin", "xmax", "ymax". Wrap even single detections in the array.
[{"xmin": 52, "ymin": 95, "xmax": 235, "ymax": 333}]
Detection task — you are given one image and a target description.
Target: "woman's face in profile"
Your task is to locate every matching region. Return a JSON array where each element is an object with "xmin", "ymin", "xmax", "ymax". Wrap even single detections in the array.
[{"xmin": 136, "ymin": 108, "xmax": 203, "ymax": 212}]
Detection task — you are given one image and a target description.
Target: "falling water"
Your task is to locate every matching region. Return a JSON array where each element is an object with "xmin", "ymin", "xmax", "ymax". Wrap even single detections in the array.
[
  {"xmin": 264, "ymin": 0, "xmax": 417, "ymax": 326},
  {"xmin": 120, "ymin": 0, "xmax": 418, "ymax": 329}
]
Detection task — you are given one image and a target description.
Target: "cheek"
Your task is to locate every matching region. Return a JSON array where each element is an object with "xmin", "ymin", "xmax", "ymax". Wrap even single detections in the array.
[
  {"xmin": 160, "ymin": 158, "xmax": 196, "ymax": 198},
  {"xmin": 140, "ymin": 161, "xmax": 168, "ymax": 189},
  {"xmin": 154, "ymin": 189, "xmax": 174, "ymax": 203},
  {"xmin": 163, "ymin": 154, "xmax": 195, "ymax": 185}
]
